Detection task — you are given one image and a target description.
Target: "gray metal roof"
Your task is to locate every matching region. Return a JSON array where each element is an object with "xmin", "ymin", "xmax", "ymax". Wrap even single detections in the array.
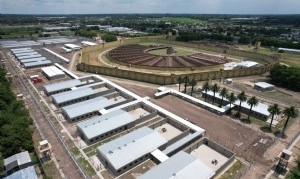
[
  {"xmin": 20, "ymin": 57, "xmax": 47, "ymax": 64},
  {"xmin": 11, "ymin": 48, "xmax": 32, "ymax": 52},
  {"xmin": 5, "ymin": 166, "xmax": 38, "ymax": 179},
  {"xmin": 13, "ymin": 50, "xmax": 35, "ymax": 55},
  {"xmin": 23, "ymin": 60, "xmax": 52, "ymax": 67},
  {"xmin": 62, "ymin": 96, "xmax": 111, "ymax": 119},
  {"xmin": 44, "ymin": 79, "xmax": 81, "ymax": 93},
  {"xmin": 17, "ymin": 54, "xmax": 42, "ymax": 60},
  {"xmin": 4, "ymin": 151, "xmax": 31, "ymax": 167},
  {"xmin": 163, "ymin": 131, "xmax": 202, "ymax": 155},
  {"xmin": 77, "ymin": 109, "xmax": 134, "ymax": 140},
  {"xmin": 52, "ymin": 87, "xmax": 94, "ymax": 104},
  {"xmin": 15, "ymin": 52, "xmax": 38, "ymax": 57},
  {"xmin": 139, "ymin": 151, "xmax": 215, "ymax": 179},
  {"xmin": 97, "ymin": 126, "xmax": 167, "ymax": 170}
]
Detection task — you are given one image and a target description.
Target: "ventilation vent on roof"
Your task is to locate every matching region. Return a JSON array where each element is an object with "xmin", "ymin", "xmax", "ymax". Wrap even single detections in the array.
[
  {"xmin": 118, "ymin": 147, "xmax": 121, "ymax": 150},
  {"xmin": 132, "ymin": 140, "xmax": 135, "ymax": 142},
  {"xmin": 85, "ymin": 126, "xmax": 87, "ymax": 128},
  {"xmin": 109, "ymin": 150, "xmax": 113, "ymax": 154},
  {"xmin": 124, "ymin": 144, "xmax": 127, "ymax": 146},
  {"xmin": 106, "ymin": 118, "xmax": 108, "ymax": 120}
]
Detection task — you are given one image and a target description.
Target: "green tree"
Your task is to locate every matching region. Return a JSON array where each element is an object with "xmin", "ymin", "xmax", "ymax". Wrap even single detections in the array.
[
  {"xmin": 268, "ymin": 104, "xmax": 281, "ymax": 130},
  {"xmin": 247, "ymin": 96, "xmax": 259, "ymax": 120},
  {"xmin": 202, "ymin": 81, "xmax": 210, "ymax": 101},
  {"xmin": 189, "ymin": 78, "xmax": 197, "ymax": 96},
  {"xmin": 211, "ymin": 84, "xmax": 220, "ymax": 105},
  {"xmin": 237, "ymin": 91, "xmax": 247, "ymax": 117},
  {"xmin": 183, "ymin": 76, "xmax": 189, "ymax": 94},
  {"xmin": 177, "ymin": 76, "xmax": 183, "ymax": 92},
  {"xmin": 219, "ymin": 87, "xmax": 228, "ymax": 107},
  {"xmin": 282, "ymin": 106, "xmax": 298, "ymax": 136},
  {"xmin": 227, "ymin": 92, "xmax": 237, "ymax": 108},
  {"xmin": 102, "ymin": 33, "xmax": 117, "ymax": 42}
]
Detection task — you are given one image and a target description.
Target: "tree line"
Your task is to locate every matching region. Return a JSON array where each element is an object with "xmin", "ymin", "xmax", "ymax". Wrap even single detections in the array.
[
  {"xmin": 175, "ymin": 32, "xmax": 233, "ymax": 42},
  {"xmin": 270, "ymin": 65, "xmax": 300, "ymax": 92},
  {"xmin": 178, "ymin": 76, "xmax": 298, "ymax": 136},
  {"xmin": 0, "ymin": 67, "xmax": 34, "ymax": 166}
]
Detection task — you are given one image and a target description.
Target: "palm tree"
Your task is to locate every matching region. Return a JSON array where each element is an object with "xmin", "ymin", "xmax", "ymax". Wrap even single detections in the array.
[
  {"xmin": 282, "ymin": 106, "xmax": 298, "ymax": 136},
  {"xmin": 183, "ymin": 76, "xmax": 189, "ymax": 94},
  {"xmin": 219, "ymin": 88, "xmax": 228, "ymax": 107},
  {"xmin": 211, "ymin": 83, "xmax": 220, "ymax": 105},
  {"xmin": 189, "ymin": 78, "xmax": 197, "ymax": 96},
  {"xmin": 247, "ymin": 96, "xmax": 259, "ymax": 120},
  {"xmin": 237, "ymin": 91, "xmax": 247, "ymax": 117},
  {"xmin": 227, "ymin": 92, "xmax": 237, "ymax": 108},
  {"xmin": 177, "ymin": 76, "xmax": 183, "ymax": 92},
  {"xmin": 268, "ymin": 104, "xmax": 281, "ymax": 130},
  {"xmin": 202, "ymin": 81, "xmax": 210, "ymax": 101}
]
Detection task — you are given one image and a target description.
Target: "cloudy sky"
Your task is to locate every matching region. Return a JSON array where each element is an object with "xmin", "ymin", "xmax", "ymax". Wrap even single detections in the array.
[{"xmin": 0, "ymin": 0, "xmax": 299, "ymax": 14}]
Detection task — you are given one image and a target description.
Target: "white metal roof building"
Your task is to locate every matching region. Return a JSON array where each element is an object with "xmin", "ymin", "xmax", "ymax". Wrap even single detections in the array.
[
  {"xmin": 254, "ymin": 82, "xmax": 275, "ymax": 92},
  {"xmin": 234, "ymin": 61, "xmax": 259, "ymax": 68},
  {"xmin": 5, "ymin": 166, "xmax": 38, "ymax": 179},
  {"xmin": 77, "ymin": 109, "xmax": 135, "ymax": 144},
  {"xmin": 14, "ymin": 51, "xmax": 37, "ymax": 57},
  {"xmin": 61, "ymin": 96, "xmax": 112, "ymax": 122},
  {"xmin": 97, "ymin": 126, "xmax": 167, "ymax": 175},
  {"xmin": 43, "ymin": 79, "xmax": 81, "ymax": 95},
  {"xmin": 20, "ymin": 57, "xmax": 47, "ymax": 64},
  {"xmin": 11, "ymin": 48, "xmax": 32, "ymax": 52},
  {"xmin": 139, "ymin": 151, "xmax": 215, "ymax": 179},
  {"xmin": 278, "ymin": 47, "xmax": 300, "ymax": 54},
  {"xmin": 64, "ymin": 43, "xmax": 81, "ymax": 51},
  {"xmin": 51, "ymin": 87, "xmax": 94, "ymax": 107},
  {"xmin": 0, "ymin": 40, "xmax": 40, "ymax": 48},
  {"xmin": 17, "ymin": 54, "xmax": 42, "ymax": 60},
  {"xmin": 81, "ymin": 41, "xmax": 97, "ymax": 46},
  {"xmin": 41, "ymin": 66, "xmax": 65, "ymax": 80},
  {"xmin": 22, "ymin": 60, "xmax": 52, "ymax": 69},
  {"xmin": 4, "ymin": 151, "xmax": 32, "ymax": 173}
]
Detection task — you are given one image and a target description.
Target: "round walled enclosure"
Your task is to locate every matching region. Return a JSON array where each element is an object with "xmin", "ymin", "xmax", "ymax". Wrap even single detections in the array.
[{"xmin": 107, "ymin": 44, "xmax": 228, "ymax": 68}]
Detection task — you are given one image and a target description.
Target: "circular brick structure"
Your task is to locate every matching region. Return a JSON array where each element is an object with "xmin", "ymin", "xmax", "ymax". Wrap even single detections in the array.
[{"xmin": 108, "ymin": 44, "xmax": 228, "ymax": 68}]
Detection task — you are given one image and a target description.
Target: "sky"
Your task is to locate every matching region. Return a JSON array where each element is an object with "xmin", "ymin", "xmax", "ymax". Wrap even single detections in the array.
[{"xmin": 0, "ymin": 0, "xmax": 300, "ymax": 14}]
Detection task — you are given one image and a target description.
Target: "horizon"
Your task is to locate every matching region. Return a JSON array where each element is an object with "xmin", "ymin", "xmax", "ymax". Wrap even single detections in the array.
[{"xmin": 1, "ymin": 0, "xmax": 300, "ymax": 15}]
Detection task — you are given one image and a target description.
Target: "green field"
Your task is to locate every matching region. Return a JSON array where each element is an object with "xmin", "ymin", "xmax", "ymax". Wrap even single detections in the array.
[
  {"xmin": 238, "ymin": 45, "xmax": 300, "ymax": 68},
  {"xmin": 154, "ymin": 17, "xmax": 207, "ymax": 24}
]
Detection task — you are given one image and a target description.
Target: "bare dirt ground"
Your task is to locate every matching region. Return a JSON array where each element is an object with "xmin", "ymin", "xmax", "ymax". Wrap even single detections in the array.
[{"xmin": 115, "ymin": 82, "xmax": 273, "ymax": 164}]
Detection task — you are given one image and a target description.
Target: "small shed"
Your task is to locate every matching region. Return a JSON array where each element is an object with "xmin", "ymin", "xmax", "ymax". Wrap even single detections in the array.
[{"xmin": 254, "ymin": 82, "xmax": 275, "ymax": 92}]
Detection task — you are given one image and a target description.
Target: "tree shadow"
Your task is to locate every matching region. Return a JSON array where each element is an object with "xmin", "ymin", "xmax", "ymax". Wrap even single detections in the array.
[
  {"xmin": 274, "ymin": 130, "xmax": 287, "ymax": 139},
  {"xmin": 260, "ymin": 126, "xmax": 272, "ymax": 133},
  {"xmin": 240, "ymin": 117, "xmax": 251, "ymax": 124}
]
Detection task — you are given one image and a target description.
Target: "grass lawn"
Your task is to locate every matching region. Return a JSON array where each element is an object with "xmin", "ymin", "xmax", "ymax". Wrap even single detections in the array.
[
  {"xmin": 238, "ymin": 45, "xmax": 300, "ymax": 68},
  {"xmin": 154, "ymin": 17, "xmax": 207, "ymax": 24},
  {"xmin": 219, "ymin": 160, "xmax": 244, "ymax": 179}
]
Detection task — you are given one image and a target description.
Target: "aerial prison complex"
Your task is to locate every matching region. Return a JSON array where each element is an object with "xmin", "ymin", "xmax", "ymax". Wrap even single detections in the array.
[{"xmin": 42, "ymin": 73, "xmax": 236, "ymax": 179}]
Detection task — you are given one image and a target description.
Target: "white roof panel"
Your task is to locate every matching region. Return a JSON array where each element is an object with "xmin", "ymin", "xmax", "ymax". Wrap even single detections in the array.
[
  {"xmin": 139, "ymin": 151, "xmax": 215, "ymax": 179},
  {"xmin": 98, "ymin": 126, "xmax": 167, "ymax": 170},
  {"xmin": 254, "ymin": 82, "xmax": 274, "ymax": 89},
  {"xmin": 44, "ymin": 79, "xmax": 81, "ymax": 93},
  {"xmin": 62, "ymin": 96, "xmax": 111, "ymax": 119},
  {"xmin": 77, "ymin": 109, "xmax": 134, "ymax": 139},
  {"xmin": 52, "ymin": 87, "xmax": 94, "ymax": 104}
]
